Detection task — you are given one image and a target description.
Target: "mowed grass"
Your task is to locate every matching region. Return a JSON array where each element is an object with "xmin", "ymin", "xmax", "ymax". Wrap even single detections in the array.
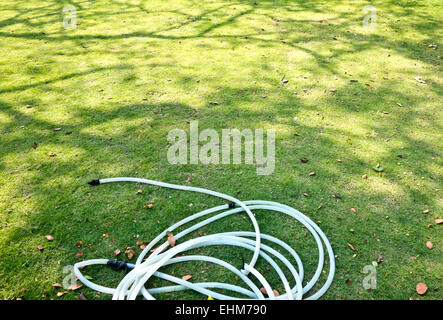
[{"xmin": 0, "ymin": 0, "xmax": 442, "ymax": 300}]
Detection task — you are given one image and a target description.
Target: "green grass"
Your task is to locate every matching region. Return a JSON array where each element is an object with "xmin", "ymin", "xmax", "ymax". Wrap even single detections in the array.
[{"xmin": 0, "ymin": 0, "xmax": 442, "ymax": 300}]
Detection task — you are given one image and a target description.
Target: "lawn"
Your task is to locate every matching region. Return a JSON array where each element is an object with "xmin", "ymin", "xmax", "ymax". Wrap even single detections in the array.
[{"xmin": 0, "ymin": 0, "xmax": 441, "ymax": 300}]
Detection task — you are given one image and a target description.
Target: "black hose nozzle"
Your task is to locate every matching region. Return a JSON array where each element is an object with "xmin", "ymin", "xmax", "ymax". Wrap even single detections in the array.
[{"xmin": 88, "ymin": 179, "xmax": 100, "ymax": 186}]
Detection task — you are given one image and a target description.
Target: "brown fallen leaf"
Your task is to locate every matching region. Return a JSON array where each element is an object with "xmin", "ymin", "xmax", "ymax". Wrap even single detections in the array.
[
  {"xmin": 435, "ymin": 219, "xmax": 443, "ymax": 224},
  {"xmin": 416, "ymin": 282, "xmax": 427, "ymax": 295},
  {"xmin": 48, "ymin": 153, "xmax": 57, "ymax": 157},
  {"xmin": 166, "ymin": 231, "xmax": 176, "ymax": 247},
  {"xmin": 67, "ymin": 283, "xmax": 83, "ymax": 291},
  {"xmin": 144, "ymin": 204, "xmax": 154, "ymax": 209},
  {"xmin": 260, "ymin": 287, "xmax": 267, "ymax": 295},
  {"xmin": 350, "ymin": 208, "xmax": 357, "ymax": 213},
  {"xmin": 37, "ymin": 245, "xmax": 44, "ymax": 252},
  {"xmin": 56, "ymin": 291, "xmax": 68, "ymax": 297},
  {"xmin": 75, "ymin": 251, "xmax": 83, "ymax": 258},
  {"xmin": 113, "ymin": 249, "xmax": 121, "ymax": 256},
  {"xmin": 309, "ymin": 172, "xmax": 316, "ymax": 176},
  {"xmin": 182, "ymin": 275, "xmax": 192, "ymax": 281},
  {"xmin": 347, "ymin": 243, "xmax": 355, "ymax": 251},
  {"xmin": 362, "ymin": 174, "xmax": 367, "ymax": 179},
  {"xmin": 76, "ymin": 241, "xmax": 83, "ymax": 248},
  {"xmin": 185, "ymin": 176, "xmax": 191, "ymax": 183},
  {"xmin": 45, "ymin": 235, "xmax": 54, "ymax": 241},
  {"xmin": 273, "ymin": 289, "xmax": 280, "ymax": 296},
  {"xmin": 137, "ymin": 189, "xmax": 143, "ymax": 194},
  {"xmin": 426, "ymin": 241, "xmax": 433, "ymax": 249},
  {"xmin": 52, "ymin": 283, "xmax": 62, "ymax": 288},
  {"xmin": 125, "ymin": 247, "xmax": 135, "ymax": 260},
  {"xmin": 423, "ymin": 209, "xmax": 430, "ymax": 214},
  {"xmin": 377, "ymin": 254, "xmax": 383, "ymax": 264},
  {"xmin": 300, "ymin": 157, "xmax": 308, "ymax": 163},
  {"xmin": 54, "ymin": 128, "xmax": 62, "ymax": 131},
  {"xmin": 150, "ymin": 246, "xmax": 167, "ymax": 253}
]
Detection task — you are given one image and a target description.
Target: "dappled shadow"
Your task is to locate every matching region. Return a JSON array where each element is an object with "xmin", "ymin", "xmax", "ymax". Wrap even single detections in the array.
[{"xmin": 0, "ymin": 0, "xmax": 441, "ymax": 300}]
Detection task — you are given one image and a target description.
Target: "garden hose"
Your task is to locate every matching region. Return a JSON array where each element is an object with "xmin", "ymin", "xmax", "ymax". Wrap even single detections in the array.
[{"xmin": 74, "ymin": 177, "xmax": 335, "ymax": 300}]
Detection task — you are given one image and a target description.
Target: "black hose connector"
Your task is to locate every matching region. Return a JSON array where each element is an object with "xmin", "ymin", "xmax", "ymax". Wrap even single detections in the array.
[
  {"xmin": 88, "ymin": 179, "xmax": 100, "ymax": 186},
  {"xmin": 107, "ymin": 260, "xmax": 133, "ymax": 273},
  {"xmin": 228, "ymin": 202, "xmax": 237, "ymax": 208}
]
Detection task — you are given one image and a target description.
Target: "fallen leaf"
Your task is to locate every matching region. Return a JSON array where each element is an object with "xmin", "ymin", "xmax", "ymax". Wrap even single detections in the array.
[
  {"xmin": 45, "ymin": 235, "xmax": 54, "ymax": 241},
  {"xmin": 185, "ymin": 176, "xmax": 191, "ymax": 183},
  {"xmin": 182, "ymin": 275, "xmax": 192, "ymax": 281},
  {"xmin": 350, "ymin": 208, "xmax": 357, "ymax": 213},
  {"xmin": 67, "ymin": 283, "xmax": 82, "ymax": 291},
  {"xmin": 347, "ymin": 243, "xmax": 355, "ymax": 251},
  {"xmin": 362, "ymin": 174, "xmax": 367, "ymax": 179},
  {"xmin": 75, "ymin": 251, "xmax": 83, "ymax": 258},
  {"xmin": 37, "ymin": 245, "xmax": 44, "ymax": 252},
  {"xmin": 423, "ymin": 209, "xmax": 430, "ymax": 214},
  {"xmin": 273, "ymin": 289, "xmax": 280, "ymax": 296},
  {"xmin": 300, "ymin": 157, "xmax": 308, "ymax": 163},
  {"xmin": 144, "ymin": 204, "xmax": 154, "ymax": 209},
  {"xmin": 260, "ymin": 287, "xmax": 267, "ymax": 295},
  {"xmin": 167, "ymin": 231, "xmax": 176, "ymax": 247},
  {"xmin": 52, "ymin": 283, "xmax": 62, "ymax": 288},
  {"xmin": 137, "ymin": 190, "xmax": 143, "ymax": 194},
  {"xmin": 435, "ymin": 219, "xmax": 443, "ymax": 224},
  {"xmin": 349, "ymin": 229, "xmax": 354, "ymax": 233},
  {"xmin": 76, "ymin": 241, "xmax": 83, "ymax": 248},
  {"xmin": 416, "ymin": 282, "xmax": 427, "ymax": 295},
  {"xmin": 48, "ymin": 153, "xmax": 57, "ymax": 157},
  {"xmin": 125, "ymin": 247, "xmax": 135, "ymax": 259},
  {"xmin": 426, "ymin": 241, "xmax": 433, "ymax": 249},
  {"xmin": 54, "ymin": 128, "xmax": 62, "ymax": 131},
  {"xmin": 56, "ymin": 291, "xmax": 68, "ymax": 297},
  {"xmin": 309, "ymin": 172, "xmax": 316, "ymax": 176},
  {"xmin": 377, "ymin": 254, "xmax": 383, "ymax": 264},
  {"xmin": 113, "ymin": 249, "xmax": 121, "ymax": 256}
]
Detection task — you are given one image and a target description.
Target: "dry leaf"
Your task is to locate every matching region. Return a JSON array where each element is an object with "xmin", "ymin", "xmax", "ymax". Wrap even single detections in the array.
[
  {"xmin": 48, "ymin": 153, "xmax": 57, "ymax": 157},
  {"xmin": 125, "ymin": 247, "xmax": 135, "ymax": 259},
  {"xmin": 309, "ymin": 172, "xmax": 316, "ymax": 176},
  {"xmin": 426, "ymin": 241, "xmax": 433, "ymax": 249},
  {"xmin": 377, "ymin": 254, "xmax": 383, "ymax": 264},
  {"xmin": 350, "ymin": 208, "xmax": 357, "ymax": 213},
  {"xmin": 166, "ymin": 231, "xmax": 176, "ymax": 247},
  {"xmin": 114, "ymin": 249, "xmax": 121, "ymax": 256},
  {"xmin": 52, "ymin": 283, "xmax": 62, "ymax": 288},
  {"xmin": 362, "ymin": 174, "xmax": 367, "ymax": 179},
  {"xmin": 45, "ymin": 235, "xmax": 54, "ymax": 241},
  {"xmin": 144, "ymin": 204, "xmax": 154, "ymax": 209},
  {"xmin": 185, "ymin": 177, "xmax": 191, "ymax": 183},
  {"xmin": 56, "ymin": 291, "xmax": 68, "ymax": 297},
  {"xmin": 76, "ymin": 251, "xmax": 83, "ymax": 258},
  {"xmin": 182, "ymin": 275, "xmax": 192, "ymax": 281},
  {"xmin": 259, "ymin": 287, "xmax": 267, "ymax": 295},
  {"xmin": 272, "ymin": 289, "xmax": 280, "ymax": 296},
  {"xmin": 76, "ymin": 241, "xmax": 82, "ymax": 248},
  {"xmin": 347, "ymin": 243, "xmax": 355, "ymax": 251},
  {"xmin": 37, "ymin": 245, "xmax": 44, "ymax": 252},
  {"xmin": 416, "ymin": 282, "xmax": 427, "ymax": 295},
  {"xmin": 67, "ymin": 283, "xmax": 82, "ymax": 291},
  {"xmin": 423, "ymin": 209, "xmax": 430, "ymax": 214},
  {"xmin": 435, "ymin": 219, "xmax": 443, "ymax": 224},
  {"xmin": 137, "ymin": 189, "xmax": 143, "ymax": 194}
]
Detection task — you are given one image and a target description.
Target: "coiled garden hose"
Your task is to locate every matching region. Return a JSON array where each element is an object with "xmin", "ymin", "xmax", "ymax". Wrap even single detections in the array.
[{"xmin": 74, "ymin": 177, "xmax": 335, "ymax": 300}]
